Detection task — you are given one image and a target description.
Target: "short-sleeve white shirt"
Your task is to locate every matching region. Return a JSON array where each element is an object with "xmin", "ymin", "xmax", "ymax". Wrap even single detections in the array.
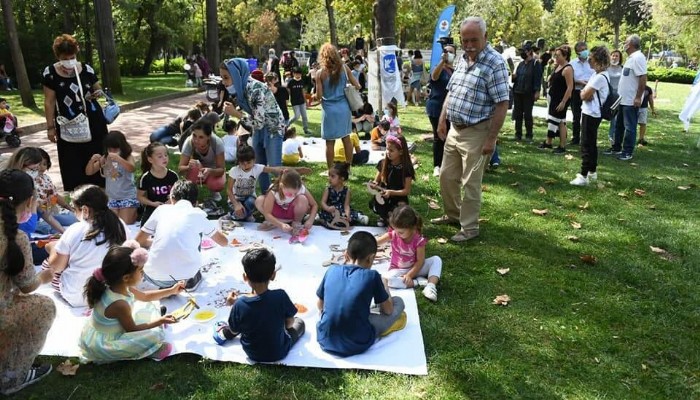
[
  {"xmin": 55, "ymin": 219, "xmax": 129, "ymax": 307},
  {"xmin": 141, "ymin": 200, "xmax": 217, "ymax": 281},
  {"xmin": 618, "ymin": 50, "xmax": 647, "ymax": 106},
  {"xmin": 582, "ymin": 72, "xmax": 610, "ymax": 118},
  {"xmin": 228, "ymin": 163, "xmax": 265, "ymax": 199}
]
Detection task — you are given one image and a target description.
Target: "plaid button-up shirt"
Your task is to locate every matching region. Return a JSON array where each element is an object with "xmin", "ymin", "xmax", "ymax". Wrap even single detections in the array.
[{"xmin": 446, "ymin": 44, "xmax": 510, "ymax": 127}]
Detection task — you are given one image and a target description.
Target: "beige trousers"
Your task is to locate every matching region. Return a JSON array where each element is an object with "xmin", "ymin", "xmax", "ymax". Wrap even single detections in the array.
[{"xmin": 439, "ymin": 120, "xmax": 490, "ymax": 232}]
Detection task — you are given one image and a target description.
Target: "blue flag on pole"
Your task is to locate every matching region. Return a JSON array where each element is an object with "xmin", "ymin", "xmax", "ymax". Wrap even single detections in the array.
[{"xmin": 430, "ymin": 5, "xmax": 456, "ymax": 73}]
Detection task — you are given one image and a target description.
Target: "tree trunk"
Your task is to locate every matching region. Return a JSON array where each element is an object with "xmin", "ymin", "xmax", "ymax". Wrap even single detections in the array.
[
  {"xmin": 325, "ymin": 0, "xmax": 338, "ymax": 46},
  {"xmin": 140, "ymin": 2, "xmax": 163, "ymax": 76},
  {"xmin": 206, "ymin": 0, "xmax": 219, "ymax": 72},
  {"xmin": 373, "ymin": 0, "xmax": 397, "ymax": 46},
  {"xmin": 94, "ymin": 0, "xmax": 122, "ymax": 93},
  {"xmin": 1, "ymin": 0, "xmax": 36, "ymax": 107},
  {"xmin": 83, "ymin": 0, "xmax": 93, "ymax": 66}
]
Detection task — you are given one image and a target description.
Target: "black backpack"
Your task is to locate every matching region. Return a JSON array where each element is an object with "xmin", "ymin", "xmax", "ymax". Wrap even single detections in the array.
[{"xmin": 597, "ymin": 74, "xmax": 621, "ymax": 121}]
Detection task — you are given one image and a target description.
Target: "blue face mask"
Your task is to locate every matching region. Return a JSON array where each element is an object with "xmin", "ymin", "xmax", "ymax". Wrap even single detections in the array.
[
  {"xmin": 226, "ymin": 84, "xmax": 236, "ymax": 96},
  {"xmin": 579, "ymin": 50, "xmax": 589, "ymax": 60}
]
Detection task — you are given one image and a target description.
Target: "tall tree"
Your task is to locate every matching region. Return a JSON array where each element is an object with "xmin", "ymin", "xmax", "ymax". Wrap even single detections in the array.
[
  {"xmin": 94, "ymin": 0, "xmax": 123, "ymax": 93},
  {"xmin": 1, "ymin": 0, "xmax": 36, "ymax": 107},
  {"xmin": 600, "ymin": 0, "xmax": 646, "ymax": 48},
  {"xmin": 325, "ymin": 0, "xmax": 338, "ymax": 46},
  {"xmin": 206, "ymin": 0, "xmax": 219, "ymax": 69},
  {"xmin": 373, "ymin": 0, "xmax": 397, "ymax": 45},
  {"xmin": 245, "ymin": 10, "xmax": 279, "ymax": 58}
]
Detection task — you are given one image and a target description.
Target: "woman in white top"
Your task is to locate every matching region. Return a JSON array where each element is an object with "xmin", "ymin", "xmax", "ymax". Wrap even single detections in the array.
[
  {"xmin": 570, "ymin": 46, "xmax": 611, "ymax": 186},
  {"xmin": 45, "ymin": 185, "xmax": 128, "ymax": 307}
]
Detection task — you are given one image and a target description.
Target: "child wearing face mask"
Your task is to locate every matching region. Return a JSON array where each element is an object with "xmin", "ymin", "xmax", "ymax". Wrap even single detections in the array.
[
  {"xmin": 381, "ymin": 102, "xmax": 401, "ymax": 135},
  {"xmin": 284, "ymin": 67, "xmax": 311, "ymax": 135},
  {"xmin": 85, "ymin": 131, "xmax": 139, "ymax": 225},
  {"xmin": 43, "ymin": 184, "xmax": 129, "ymax": 307},
  {"xmin": 255, "ymin": 169, "xmax": 318, "ymax": 234}
]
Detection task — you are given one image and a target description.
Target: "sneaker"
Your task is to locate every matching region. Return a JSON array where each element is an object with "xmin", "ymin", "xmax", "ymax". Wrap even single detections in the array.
[
  {"xmin": 587, "ymin": 172, "xmax": 597, "ymax": 182},
  {"xmin": 489, "ymin": 162, "xmax": 499, "ymax": 170},
  {"xmin": 603, "ymin": 147, "xmax": 622, "ymax": 155},
  {"xmin": 538, "ymin": 142, "xmax": 553, "ymax": 150},
  {"xmin": 638, "ymin": 139, "xmax": 648, "ymax": 146},
  {"xmin": 357, "ymin": 213, "xmax": 369, "ymax": 225},
  {"xmin": 433, "ymin": 166, "xmax": 440, "ymax": 177},
  {"xmin": 422, "ymin": 283, "xmax": 438, "ymax": 302},
  {"xmin": 1, "ymin": 364, "xmax": 52, "ymax": 395},
  {"xmin": 151, "ymin": 342, "xmax": 173, "ymax": 361},
  {"xmin": 380, "ymin": 311, "xmax": 407, "ymax": 337},
  {"xmin": 569, "ymin": 173, "xmax": 589, "ymax": 186},
  {"xmin": 211, "ymin": 192, "xmax": 222, "ymax": 202},
  {"xmin": 617, "ymin": 153, "xmax": 633, "ymax": 161},
  {"xmin": 416, "ymin": 277, "xmax": 429, "ymax": 287},
  {"xmin": 552, "ymin": 146, "xmax": 566, "ymax": 154},
  {"xmin": 525, "ymin": 136, "xmax": 534, "ymax": 144},
  {"xmin": 450, "ymin": 229, "xmax": 480, "ymax": 242},
  {"xmin": 569, "ymin": 138, "xmax": 580, "ymax": 145},
  {"xmin": 213, "ymin": 321, "xmax": 236, "ymax": 345}
]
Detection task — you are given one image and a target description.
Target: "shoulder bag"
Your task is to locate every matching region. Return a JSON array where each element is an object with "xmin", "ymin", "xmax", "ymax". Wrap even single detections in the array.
[
  {"xmin": 55, "ymin": 65, "xmax": 92, "ymax": 143},
  {"xmin": 343, "ymin": 67, "xmax": 364, "ymax": 112}
]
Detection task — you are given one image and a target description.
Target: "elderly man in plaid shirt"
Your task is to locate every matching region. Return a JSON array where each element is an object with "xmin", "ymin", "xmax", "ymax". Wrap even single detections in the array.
[{"xmin": 431, "ymin": 17, "xmax": 510, "ymax": 242}]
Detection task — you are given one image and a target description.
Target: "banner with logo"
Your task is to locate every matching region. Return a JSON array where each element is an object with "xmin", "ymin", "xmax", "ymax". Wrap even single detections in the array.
[
  {"xmin": 368, "ymin": 45, "xmax": 406, "ymax": 111},
  {"xmin": 430, "ymin": 5, "xmax": 456, "ymax": 73}
]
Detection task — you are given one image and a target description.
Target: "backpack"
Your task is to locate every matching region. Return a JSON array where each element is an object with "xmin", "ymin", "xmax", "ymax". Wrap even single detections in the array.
[{"xmin": 597, "ymin": 74, "xmax": 621, "ymax": 121}]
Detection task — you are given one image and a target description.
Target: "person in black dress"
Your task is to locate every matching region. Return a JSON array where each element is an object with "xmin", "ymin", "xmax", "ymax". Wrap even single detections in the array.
[
  {"xmin": 42, "ymin": 34, "xmax": 108, "ymax": 191},
  {"xmin": 539, "ymin": 45, "xmax": 574, "ymax": 154}
]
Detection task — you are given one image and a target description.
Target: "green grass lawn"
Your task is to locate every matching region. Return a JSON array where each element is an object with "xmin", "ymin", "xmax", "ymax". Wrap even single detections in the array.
[
  {"xmin": 2, "ymin": 74, "xmax": 194, "ymax": 126},
  {"xmin": 18, "ymin": 82, "xmax": 700, "ymax": 399}
]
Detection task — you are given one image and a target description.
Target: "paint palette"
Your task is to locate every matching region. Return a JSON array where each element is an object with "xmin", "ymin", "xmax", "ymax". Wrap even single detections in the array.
[{"xmin": 192, "ymin": 308, "xmax": 217, "ymax": 323}]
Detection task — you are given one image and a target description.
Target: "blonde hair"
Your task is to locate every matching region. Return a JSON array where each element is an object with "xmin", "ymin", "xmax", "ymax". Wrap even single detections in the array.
[
  {"xmin": 318, "ymin": 43, "xmax": 343, "ymax": 86},
  {"xmin": 270, "ymin": 169, "xmax": 303, "ymax": 201}
]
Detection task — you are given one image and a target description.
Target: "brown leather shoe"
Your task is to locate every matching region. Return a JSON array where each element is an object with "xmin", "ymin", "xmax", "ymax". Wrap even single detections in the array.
[
  {"xmin": 450, "ymin": 229, "xmax": 480, "ymax": 242},
  {"xmin": 430, "ymin": 215, "xmax": 459, "ymax": 225}
]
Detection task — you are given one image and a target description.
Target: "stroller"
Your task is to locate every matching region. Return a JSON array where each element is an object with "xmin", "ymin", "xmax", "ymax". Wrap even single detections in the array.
[{"xmin": 0, "ymin": 114, "xmax": 21, "ymax": 148}]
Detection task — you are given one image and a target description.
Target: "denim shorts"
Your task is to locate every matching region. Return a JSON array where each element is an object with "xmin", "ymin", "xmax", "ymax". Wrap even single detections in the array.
[{"xmin": 107, "ymin": 197, "xmax": 140, "ymax": 209}]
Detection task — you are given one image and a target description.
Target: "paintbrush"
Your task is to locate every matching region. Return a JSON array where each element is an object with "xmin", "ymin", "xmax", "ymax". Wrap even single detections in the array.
[{"xmin": 170, "ymin": 275, "xmax": 200, "ymax": 309}]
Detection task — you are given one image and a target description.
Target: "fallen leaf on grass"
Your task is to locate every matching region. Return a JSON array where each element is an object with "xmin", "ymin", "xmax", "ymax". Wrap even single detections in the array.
[
  {"xmin": 564, "ymin": 154, "xmax": 574, "ymax": 160},
  {"xmin": 578, "ymin": 202, "xmax": 589, "ymax": 210},
  {"xmin": 566, "ymin": 235, "xmax": 580, "ymax": 242},
  {"xmin": 507, "ymin": 166, "xmax": 516, "ymax": 173},
  {"xmin": 634, "ymin": 188, "xmax": 646, "ymax": 196},
  {"xmin": 580, "ymin": 255, "xmax": 597, "ymax": 265},
  {"xmin": 421, "ymin": 174, "xmax": 429, "ymax": 182},
  {"xmin": 510, "ymin": 182, "xmax": 520, "ymax": 187},
  {"xmin": 544, "ymin": 179, "xmax": 557, "ymax": 184},
  {"xmin": 650, "ymin": 175, "xmax": 663, "ymax": 180},
  {"xmin": 150, "ymin": 382, "xmax": 166, "ymax": 390},
  {"xmin": 597, "ymin": 183, "xmax": 605, "ymax": 189},
  {"xmin": 565, "ymin": 212, "xmax": 577, "ymax": 219},
  {"xmin": 57, "ymin": 360, "xmax": 79, "ymax": 376},
  {"xmin": 677, "ymin": 186, "xmax": 691, "ymax": 190},
  {"xmin": 649, "ymin": 246, "xmax": 674, "ymax": 261},
  {"xmin": 492, "ymin": 294, "xmax": 511, "ymax": 306},
  {"xmin": 532, "ymin": 208, "xmax": 549, "ymax": 216},
  {"xmin": 571, "ymin": 222, "xmax": 582, "ymax": 229},
  {"xmin": 496, "ymin": 268, "xmax": 510, "ymax": 275},
  {"xmin": 641, "ymin": 364, "xmax": 648, "ymax": 371},
  {"xmin": 630, "ymin": 162, "xmax": 638, "ymax": 167},
  {"xmin": 594, "ymin": 357, "xmax": 600, "ymax": 364},
  {"xmin": 617, "ymin": 192, "xmax": 628, "ymax": 199},
  {"xmin": 537, "ymin": 186, "xmax": 547, "ymax": 195},
  {"xmin": 436, "ymin": 238, "xmax": 448, "ymax": 244},
  {"xmin": 482, "ymin": 185, "xmax": 490, "ymax": 192},
  {"xmin": 666, "ymin": 176, "xmax": 676, "ymax": 181},
  {"xmin": 649, "ymin": 204, "xmax": 656, "ymax": 210},
  {"xmin": 682, "ymin": 163, "xmax": 689, "ymax": 167},
  {"xmin": 650, "ymin": 246, "xmax": 666, "ymax": 254},
  {"xmin": 478, "ymin": 218, "xmax": 490, "ymax": 223},
  {"xmin": 428, "ymin": 200, "xmax": 441, "ymax": 210}
]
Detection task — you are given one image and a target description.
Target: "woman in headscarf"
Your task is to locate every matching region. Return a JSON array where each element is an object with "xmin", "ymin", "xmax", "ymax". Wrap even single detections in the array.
[{"xmin": 220, "ymin": 58, "xmax": 285, "ymax": 193}]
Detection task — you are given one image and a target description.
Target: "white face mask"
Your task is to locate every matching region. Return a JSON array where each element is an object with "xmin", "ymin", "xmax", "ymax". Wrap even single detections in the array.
[
  {"xmin": 60, "ymin": 59, "xmax": 77, "ymax": 69},
  {"xmin": 24, "ymin": 169, "xmax": 38, "ymax": 179},
  {"xmin": 611, "ymin": 60, "xmax": 619, "ymax": 66},
  {"xmin": 447, "ymin": 53, "xmax": 456, "ymax": 64}
]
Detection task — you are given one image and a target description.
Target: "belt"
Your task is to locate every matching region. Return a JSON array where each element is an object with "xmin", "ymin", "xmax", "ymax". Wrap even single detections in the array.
[{"xmin": 453, "ymin": 119, "xmax": 488, "ymax": 130}]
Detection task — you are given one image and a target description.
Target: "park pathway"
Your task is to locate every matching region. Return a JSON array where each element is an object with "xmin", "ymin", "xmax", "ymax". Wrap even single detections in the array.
[{"xmin": 0, "ymin": 93, "xmax": 205, "ymax": 192}]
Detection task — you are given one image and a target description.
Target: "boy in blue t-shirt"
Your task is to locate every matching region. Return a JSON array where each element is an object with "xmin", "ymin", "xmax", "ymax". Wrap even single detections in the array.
[
  {"xmin": 316, "ymin": 231, "xmax": 406, "ymax": 357},
  {"xmin": 213, "ymin": 248, "xmax": 305, "ymax": 362}
]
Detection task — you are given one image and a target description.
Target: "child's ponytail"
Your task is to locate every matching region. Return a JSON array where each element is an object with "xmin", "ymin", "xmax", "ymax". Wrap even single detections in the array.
[
  {"xmin": 72, "ymin": 185, "xmax": 126, "ymax": 245},
  {"xmin": 0, "ymin": 169, "xmax": 35, "ymax": 277},
  {"xmin": 83, "ymin": 245, "xmax": 141, "ymax": 308}
]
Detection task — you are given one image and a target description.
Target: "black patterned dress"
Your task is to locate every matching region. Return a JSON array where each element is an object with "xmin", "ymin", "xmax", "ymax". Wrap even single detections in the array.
[
  {"xmin": 42, "ymin": 63, "xmax": 108, "ymax": 191},
  {"xmin": 319, "ymin": 185, "xmax": 360, "ymax": 225}
]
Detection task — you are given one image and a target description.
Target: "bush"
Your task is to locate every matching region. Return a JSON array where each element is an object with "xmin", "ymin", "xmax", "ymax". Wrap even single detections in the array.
[
  {"xmin": 647, "ymin": 66, "xmax": 696, "ymax": 84},
  {"xmin": 152, "ymin": 58, "xmax": 186, "ymax": 74}
]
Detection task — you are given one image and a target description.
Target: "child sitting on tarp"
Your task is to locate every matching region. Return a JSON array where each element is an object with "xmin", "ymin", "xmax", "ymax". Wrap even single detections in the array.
[
  {"xmin": 316, "ymin": 231, "xmax": 406, "ymax": 357},
  {"xmin": 213, "ymin": 248, "xmax": 305, "ymax": 362}
]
